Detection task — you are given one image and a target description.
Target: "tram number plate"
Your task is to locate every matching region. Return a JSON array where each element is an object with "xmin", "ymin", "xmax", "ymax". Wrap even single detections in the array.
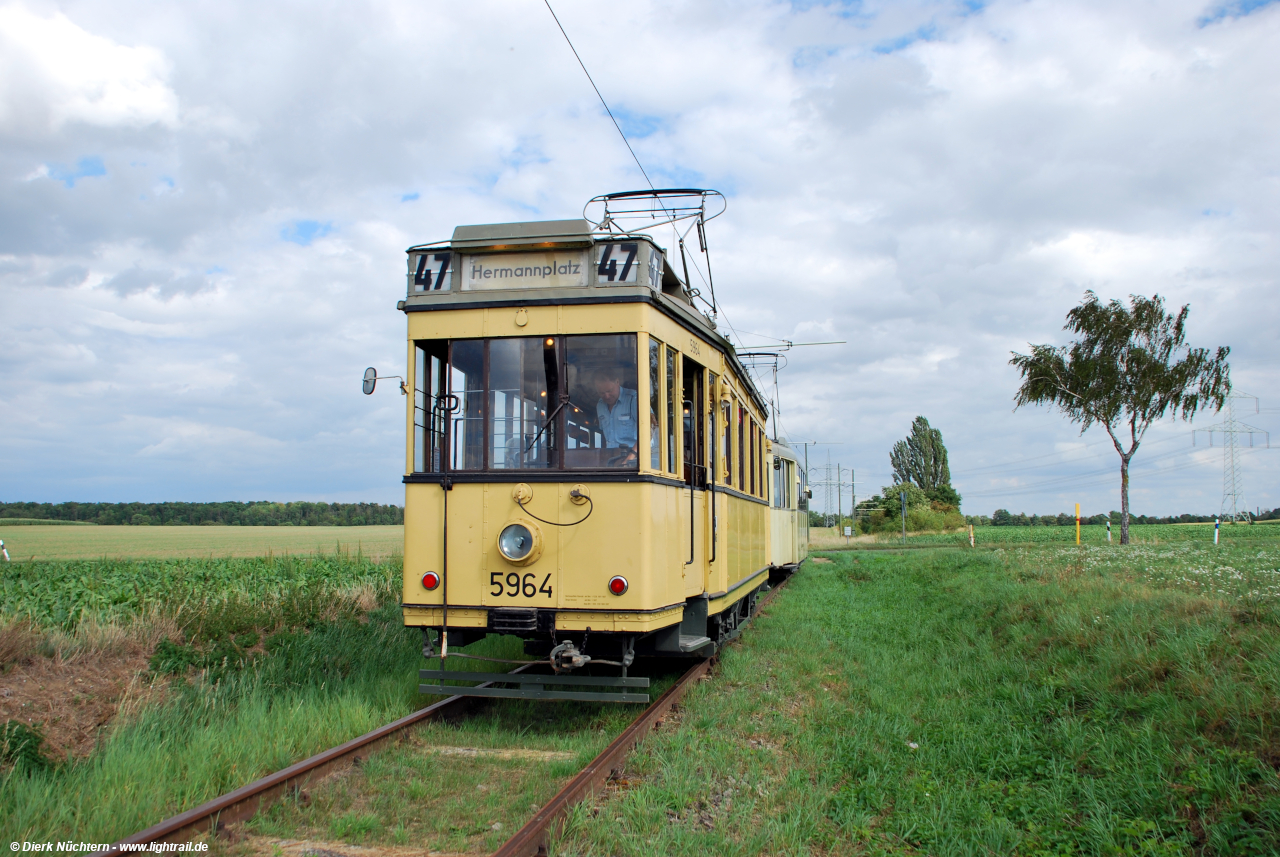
[
  {"xmin": 490, "ymin": 571, "xmax": 553, "ymax": 598},
  {"xmin": 410, "ymin": 252, "xmax": 452, "ymax": 292},
  {"xmin": 597, "ymin": 243, "xmax": 638, "ymax": 282}
]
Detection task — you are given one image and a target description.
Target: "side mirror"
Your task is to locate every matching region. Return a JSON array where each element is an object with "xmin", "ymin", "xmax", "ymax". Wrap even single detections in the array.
[
  {"xmin": 773, "ymin": 456, "xmax": 781, "ymax": 470},
  {"xmin": 805, "ymin": 488, "xmax": 813, "ymax": 499},
  {"xmin": 363, "ymin": 367, "xmax": 407, "ymax": 395}
]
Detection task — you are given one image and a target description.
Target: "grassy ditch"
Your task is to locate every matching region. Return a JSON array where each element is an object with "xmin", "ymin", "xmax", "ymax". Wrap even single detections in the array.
[
  {"xmin": 0, "ymin": 552, "xmax": 522, "ymax": 842},
  {"xmin": 559, "ymin": 546, "xmax": 1280, "ymax": 856}
]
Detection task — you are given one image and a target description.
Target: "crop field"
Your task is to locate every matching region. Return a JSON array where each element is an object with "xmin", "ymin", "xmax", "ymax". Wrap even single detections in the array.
[
  {"xmin": 0, "ymin": 523, "xmax": 404, "ymax": 561},
  {"xmin": 1, "ymin": 553, "xmax": 395, "ymax": 629}
]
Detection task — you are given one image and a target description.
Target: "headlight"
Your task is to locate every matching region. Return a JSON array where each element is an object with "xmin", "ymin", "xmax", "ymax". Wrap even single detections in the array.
[{"xmin": 497, "ymin": 521, "xmax": 542, "ymax": 565}]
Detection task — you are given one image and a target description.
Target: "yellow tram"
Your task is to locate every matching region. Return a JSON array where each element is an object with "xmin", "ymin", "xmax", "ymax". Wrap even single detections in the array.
[{"xmin": 388, "ymin": 190, "xmax": 809, "ymax": 702}]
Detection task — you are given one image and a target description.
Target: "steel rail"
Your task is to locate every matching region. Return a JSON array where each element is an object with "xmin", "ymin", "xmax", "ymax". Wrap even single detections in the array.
[
  {"xmin": 491, "ymin": 566, "xmax": 798, "ymax": 857},
  {"xmin": 90, "ymin": 667, "xmax": 529, "ymax": 856}
]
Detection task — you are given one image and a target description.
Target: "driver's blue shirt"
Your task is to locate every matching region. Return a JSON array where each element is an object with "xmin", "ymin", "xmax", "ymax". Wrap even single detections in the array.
[{"xmin": 597, "ymin": 387, "xmax": 639, "ymax": 449}]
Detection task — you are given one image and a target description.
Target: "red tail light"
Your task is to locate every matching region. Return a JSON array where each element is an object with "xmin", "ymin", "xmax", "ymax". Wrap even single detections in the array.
[
  {"xmin": 422, "ymin": 571, "xmax": 440, "ymax": 590},
  {"xmin": 608, "ymin": 575, "xmax": 628, "ymax": 595}
]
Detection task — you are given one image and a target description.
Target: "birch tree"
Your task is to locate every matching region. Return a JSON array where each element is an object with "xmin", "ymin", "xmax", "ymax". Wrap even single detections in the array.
[{"xmin": 1010, "ymin": 292, "xmax": 1230, "ymax": 544}]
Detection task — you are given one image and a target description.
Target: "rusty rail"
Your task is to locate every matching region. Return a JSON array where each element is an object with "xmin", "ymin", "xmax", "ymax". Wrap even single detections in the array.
[
  {"xmin": 491, "ymin": 568, "xmax": 797, "ymax": 857},
  {"xmin": 91, "ymin": 669, "xmax": 526, "ymax": 855}
]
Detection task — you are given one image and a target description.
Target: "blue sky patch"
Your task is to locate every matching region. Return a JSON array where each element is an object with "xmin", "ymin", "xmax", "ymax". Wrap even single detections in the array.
[
  {"xmin": 281, "ymin": 220, "xmax": 332, "ymax": 246},
  {"xmin": 47, "ymin": 156, "xmax": 107, "ymax": 188},
  {"xmin": 873, "ymin": 23, "xmax": 938, "ymax": 54},
  {"xmin": 794, "ymin": 44, "xmax": 843, "ymax": 68},
  {"xmin": 610, "ymin": 107, "xmax": 663, "ymax": 140},
  {"xmin": 401, "ymin": 191, "xmax": 420, "ymax": 202},
  {"xmin": 1199, "ymin": 0, "xmax": 1278, "ymax": 25}
]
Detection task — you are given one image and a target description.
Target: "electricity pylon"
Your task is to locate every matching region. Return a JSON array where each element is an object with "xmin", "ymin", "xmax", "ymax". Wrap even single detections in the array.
[{"xmin": 1193, "ymin": 392, "xmax": 1270, "ymax": 523}]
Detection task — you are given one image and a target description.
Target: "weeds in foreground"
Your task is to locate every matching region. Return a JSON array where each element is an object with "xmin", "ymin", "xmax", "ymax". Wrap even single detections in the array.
[{"xmin": 559, "ymin": 548, "xmax": 1280, "ymax": 856}]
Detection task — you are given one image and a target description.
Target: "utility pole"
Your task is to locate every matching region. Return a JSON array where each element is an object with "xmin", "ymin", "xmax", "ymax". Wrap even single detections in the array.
[
  {"xmin": 1193, "ymin": 393, "xmax": 1270, "ymax": 523},
  {"xmin": 837, "ymin": 461, "xmax": 842, "ymax": 528}
]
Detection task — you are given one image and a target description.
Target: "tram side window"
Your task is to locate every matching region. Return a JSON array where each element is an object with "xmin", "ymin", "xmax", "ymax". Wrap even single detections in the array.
[
  {"xmin": 414, "ymin": 347, "xmax": 426, "ymax": 473},
  {"xmin": 708, "ymin": 372, "xmax": 718, "ymax": 482},
  {"xmin": 649, "ymin": 338, "xmax": 662, "ymax": 470},
  {"xmin": 721, "ymin": 397, "xmax": 732, "ymax": 486},
  {"xmin": 489, "ymin": 337, "xmax": 559, "ymax": 470},
  {"xmin": 737, "ymin": 406, "xmax": 745, "ymax": 489},
  {"xmin": 749, "ymin": 419, "xmax": 756, "ymax": 496},
  {"xmin": 665, "ymin": 346, "xmax": 677, "ymax": 474},
  {"xmin": 752, "ymin": 429, "xmax": 762, "ymax": 503},
  {"xmin": 413, "ymin": 341, "xmax": 448, "ymax": 473},
  {"xmin": 564, "ymin": 334, "xmax": 639, "ymax": 469},
  {"xmin": 449, "ymin": 341, "xmax": 485, "ymax": 470}
]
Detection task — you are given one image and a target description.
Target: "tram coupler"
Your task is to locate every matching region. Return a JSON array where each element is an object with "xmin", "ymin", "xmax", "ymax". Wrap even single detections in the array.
[{"xmin": 550, "ymin": 641, "xmax": 590, "ymax": 672}]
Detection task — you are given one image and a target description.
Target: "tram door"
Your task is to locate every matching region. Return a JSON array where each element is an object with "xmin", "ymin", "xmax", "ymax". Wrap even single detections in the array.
[{"xmin": 682, "ymin": 358, "xmax": 706, "ymax": 591}]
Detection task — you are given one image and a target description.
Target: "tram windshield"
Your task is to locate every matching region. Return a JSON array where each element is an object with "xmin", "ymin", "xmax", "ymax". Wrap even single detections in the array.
[{"xmin": 414, "ymin": 334, "xmax": 640, "ymax": 472}]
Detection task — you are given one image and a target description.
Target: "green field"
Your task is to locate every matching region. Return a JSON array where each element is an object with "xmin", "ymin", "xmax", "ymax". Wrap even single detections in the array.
[
  {"xmin": 0, "ymin": 524, "xmax": 403, "ymax": 561},
  {"xmin": 5, "ymin": 524, "xmax": 1280, "ymax": 853}
]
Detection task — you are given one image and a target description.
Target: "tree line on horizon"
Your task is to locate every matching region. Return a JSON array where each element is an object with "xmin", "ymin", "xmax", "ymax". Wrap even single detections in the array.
[
  {"xmin": 973, "ymin": 508, "xmax": 1280, "ymax": 526},
  {"xmin": 0, "ymin": 501, "xmax": 404, "ymax": 526}
]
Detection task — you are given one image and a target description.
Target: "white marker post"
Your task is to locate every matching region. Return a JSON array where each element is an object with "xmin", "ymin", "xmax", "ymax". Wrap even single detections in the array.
[
  {"xmin": 1214, "ymin": 517, "xmax": 1220, "ymax": 545},
  {"xmin": 1075, "ymin": 503, "xmax": 1081, "ymax": 546},
  {"xmin": 0, "ymin": 539, "xmax": 8, "ymax": 562},
  {"xmin": 969, "ymin": 524, "xmax": 974, "ymax": 548},
  {"xmin": 1107, "ymin": 520, "xmax": 1111, "ymax": 543},
  {"xmin": 900, "ymin": 491, "xmax": 907, "ymax": 546}
]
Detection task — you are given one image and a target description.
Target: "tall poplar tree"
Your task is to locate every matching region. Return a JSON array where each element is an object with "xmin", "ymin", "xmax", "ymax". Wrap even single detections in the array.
[
  {"xmin": 890, "ymin": 417, "xmax": 957, "ymax": 505},
  {"xmin": 1010, "ymin": 292, "xmax": 1230, "ymax": 544}
]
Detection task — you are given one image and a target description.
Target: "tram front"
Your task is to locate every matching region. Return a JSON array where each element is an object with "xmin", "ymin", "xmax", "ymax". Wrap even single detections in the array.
[{"xmin": 396, "ymin": 215, "xmax": 726, "ymax": 703}]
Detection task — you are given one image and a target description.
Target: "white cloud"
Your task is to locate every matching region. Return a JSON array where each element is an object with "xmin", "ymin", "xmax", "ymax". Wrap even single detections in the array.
[
  {"xmin": 0, "ymin": 0, "xmax": 1277, "ymax": 515},
  {"xmin": 0, "ymin": 4, "xmax": 177, "ymax": 135}
]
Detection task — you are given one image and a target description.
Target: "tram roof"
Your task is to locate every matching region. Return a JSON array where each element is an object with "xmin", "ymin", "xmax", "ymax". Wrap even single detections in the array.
[
  {"xmin": 449, "ymin": 219, "xmax": 594, "ymax": 250},
  {"xmin": 403, "ymin": 218, "xmax": 773, "ymax": 417}
]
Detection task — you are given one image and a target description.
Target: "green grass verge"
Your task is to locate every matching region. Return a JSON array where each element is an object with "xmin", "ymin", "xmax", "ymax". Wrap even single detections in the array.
[{"xmin": 559, "ymin": 545, "xmax": 1280, "ymax": 856}]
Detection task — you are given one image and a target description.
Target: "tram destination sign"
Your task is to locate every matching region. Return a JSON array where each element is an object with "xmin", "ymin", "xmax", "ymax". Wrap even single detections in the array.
[{"xmin": 462, "ymin": 250, "xmax": 587, "ymax": 290}]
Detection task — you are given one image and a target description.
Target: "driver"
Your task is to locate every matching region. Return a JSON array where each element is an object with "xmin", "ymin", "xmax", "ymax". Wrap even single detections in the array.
[{"xmin": 594, "ymin": 367, "xmax": 638, "ymax": 461}]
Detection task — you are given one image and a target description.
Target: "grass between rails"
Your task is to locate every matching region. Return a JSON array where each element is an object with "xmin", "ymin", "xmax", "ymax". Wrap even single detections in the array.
[
  {"xmin": 558, "ymin": 545, "xmax": 1280, "ymax": 856},
  {"xmin": 0, "ymin": 524, "xmax": 404, "ymax": 562},
  {"xmin": 234, "ymin": 666, "xmax": 687, "ymax": 856}
]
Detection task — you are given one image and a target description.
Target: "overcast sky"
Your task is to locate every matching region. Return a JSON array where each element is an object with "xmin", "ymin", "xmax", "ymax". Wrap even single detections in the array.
[{"xmin": 2, "ymin": 0, "xmax": 1277, "ymax": 517}]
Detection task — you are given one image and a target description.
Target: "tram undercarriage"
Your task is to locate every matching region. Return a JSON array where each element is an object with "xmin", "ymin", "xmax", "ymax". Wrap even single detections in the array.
[{"xmin": 416, "ymin": 563, "xmax": 798, "ymax": 704}]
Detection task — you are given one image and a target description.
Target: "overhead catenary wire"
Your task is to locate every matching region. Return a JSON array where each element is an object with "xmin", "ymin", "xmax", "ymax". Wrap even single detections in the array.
[
  {"xmin": 541, "ymin": 2, "xmax": 779, "ymax": 433},
  {"xmin": 543, "ymin": 0, "xmax": 655, "ymax": 191},
  {"xmin": 960, "ymin": 446, "xmax": 1221, "ymax": 499},
  {"xmin": 952, "ymin": 433, "xmax": 1189, "ymax": 479}
]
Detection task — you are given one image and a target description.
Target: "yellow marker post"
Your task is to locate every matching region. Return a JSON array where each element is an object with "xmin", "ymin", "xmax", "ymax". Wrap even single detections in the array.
[{"xmin": 1075, "ymin": 503, "xmax": 1081, "ymax": 545}]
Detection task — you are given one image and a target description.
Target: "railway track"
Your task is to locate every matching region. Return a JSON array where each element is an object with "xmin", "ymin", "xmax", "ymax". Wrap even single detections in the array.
[{"xmin": 91, "ymin": 570, "xmax": 796, "ymax": 857}]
